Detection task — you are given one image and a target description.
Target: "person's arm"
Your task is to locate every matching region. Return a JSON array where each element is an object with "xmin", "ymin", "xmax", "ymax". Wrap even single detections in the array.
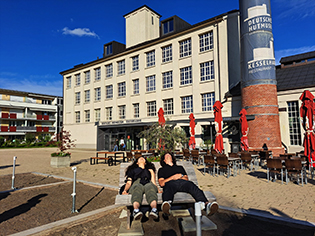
[
  {"xmin": 158, "ymin": 173, "xmax": 185, "ymax": 187},
  {"xmin": 122, "ymin": 177, "xmax": 132, "ymax": 195}
]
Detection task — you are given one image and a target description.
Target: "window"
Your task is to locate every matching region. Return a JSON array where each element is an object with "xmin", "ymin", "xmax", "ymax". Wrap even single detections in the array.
[
  {"xmin": 181, "ymin": 96, "xmax": 193, "ymax": 113},
  {"xmin": 84, "ymin": 71, "xmax": 90, "ymax": 84},
  {"xmin": 75, "ymin": 111, "xmax": 80, "ymax": 123},
  {"xmin": 95, "ymin": 87, "xmax": 101, "ymax": 101},
  {"xmin": 133, "ymin": 79, "xmax": 139, "ymax": 95},
  {"xmin": 105, "ymin": 44, "xmax": 112, "ymax": 56},
  {"xmin": 202, "ymin": 93, "xmax": 215, "ymax": 111},
  {"xmin": 199, "ymin": 31, "xmax": 213, "ymax": 52},
  {"xmin": 66, "ymin": 76, "xmax": 71, "ymax": 88},
  {"xmin": 118, "ymin": 82, "xmax": 126, "ymax": 97},
  {"xmin": 75, "ymin": 74, "xmax": 80, "ymax": 86},
  {"xmin": 132, "ymin": 56, "xmax": 139, "ymax": 71},
  {"xmin": 180, "ymin": 66, "xmax": 192, "ymax": 85},
  {"xmin": 85, "ymin": 110, "xmax": 90, "ymax": 122},
  {"xmin": 95, "ymin": 109, "xmax": 100, "ymax": 122},
  {"xmin": 75, "ymin": 92, "xmax": 80, "ymax": 105},
  {"xmin": 118, "ymin": 105, "xmax": 126, "ymax": 119},
  {"xmin": 95, "ymin": 67, "xmax": 101, "ymax": 81},
  {"xmin": 146, "ymin": 75, "xmax": 156, "ymax": 92},
  {"xmin": 146, "ymin": 50, "xmax": 155, "ymax": 67},
  {"xmin": 162, "ymin": 71, "xmax": 173, "ymax": 89},
  {"xmin": 106, "ymin": 64, "xmax": 113, "ymax": 78},
  {"xmin": 287, "ymin": 101, "xmax": 302, "ymax": 145},
  {"xmin": 200, "ymin": 61, "xmax": 214, "ymax": 81},
  {"xmin": 179, "ymin": 38, "xmax": 191, "ymax": 58},
  {"xmin": 42, "ymin": 99, "xmax": 52, "ymax": 105},
  {"xmin": 106, "ymin": 107, "xmax": 112, "ymax": 120},
  {"xmin": 118, "ymin": 60, "xmax": 125, "ymax": 75},
  {"xmin": 106, "ymin": 85, "xmax": 113, "ymax": 99},
  {"xmin": 133, "ymin": 103, "xmax": 139, "ymax": 118},
  {"xmin": 162, "ymin": 45, "xmax": 172, "ymax": 63},
  {"xmin": 147, "ymin": 101, "xmax": 156, "ymax": 117},
  {"xmin": 163, "ymin": 19, "xmax": 174, "ymax": 34},
  {"xmin": 163, "ymin": 98, "xmax": 174, "ymax": 115},
  {"xmin": 84, "ymin": 90, "xmax": 90, "ymax": 103}
]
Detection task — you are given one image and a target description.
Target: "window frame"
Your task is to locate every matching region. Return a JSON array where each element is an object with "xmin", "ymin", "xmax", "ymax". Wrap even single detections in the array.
[
  {"xmin": 84, "ymin": 90, "xmax": 90, "ymax": 103},
  {"xmin": 94, "ymin": 87, "xmax": 101, "ymax": 101},
  {"xmin": 162, "ymin": 71, "xmax": 173, "ymax": 89},
  {"xmin": 118, "ymin": 82, "xmax": 126, "ymax": 97},
  {"xmin": 181, "ymin": 95, "xmax": 193, "ymax": 114},
  {"xmin": 199, "ymin": 31, "xmax": 213, "ymax": 52},
  {"xmin": 106, "ymin": 64, "xmax": 113, "ymax": 78},
  {"xmin": 200, "ymin": 61, "xmax": 214, "ymax": 81},
  {"xmin": 146, "ymin": 50, "xmax": 155, "ymax": 67},
  {"xmin": 201, "ymin": 92, "xmax": 215, "ymax": 111},
  {"xmin": 106, "ymin": 107, "xmax": 112, "ymax": 121},
  {"xmin": 179, "ymin": 38, "xmax": 192, "ymax": 58},
  {"xmin": 117, "ymin": 60, "xmax": 125, "ymax": 75},
  {"xmin": 146, "ymin": 75, "xmax": 156, "ymax": 92},
  {"xmin": 132, "ymin": 55, "xmax": 139, "ymax": 71},
  {"xmin": 133, "ymin": 103, "xmax": 140, "ymax": 118},
  {"xmin": 147, "ymin": 101, "xmax": 157, "ymax": 117},
  {"xmin": 163, "ymin": 98, "xmax": 174, "ymax": 115},
  {"xmin": 162, "ymin": 45, "xmax": 172, "ymax": 63},
  {"xmin": 118, "ymin": 105, "xmax": 126, "ymax": 119},
  {"xmin": 84, "ymin": 71, "xmax": 90, "ymax": 84},
  {"xmin": 95, "ymin": 67, "xmax": 101, "ymax": 81},
  {"xmin": 84, "ymin": 110, "xmax": 90, "ymax": 122},
  {"xmin": 106, "ymin": 85, "xmax": 113, "ymax": 99},
  {"xmin": 133, "ymin": 79, "xmax": 139, "ymax": 95},
  {"xmin": 180, "ymin": 66, "xmax": 192, "ymax": 85},
  {"xmin": 75, "ymin": 92, "xmax": 80, "ymax": 105}
]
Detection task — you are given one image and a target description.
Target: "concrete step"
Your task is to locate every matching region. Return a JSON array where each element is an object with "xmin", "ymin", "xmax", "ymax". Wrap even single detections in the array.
[
  {"xmin": 117, "ymin": 221, "xmax": 144, "ymax": 236},
  {"xmin": 181, "ymin": 215, "xmax": 217, "ymax": 233}
]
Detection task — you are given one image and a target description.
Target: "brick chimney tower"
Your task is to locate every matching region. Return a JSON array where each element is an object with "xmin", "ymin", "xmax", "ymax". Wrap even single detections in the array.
[{"xmin": 239, "ymin": 0, "xmax": 284, "ymax": 155}]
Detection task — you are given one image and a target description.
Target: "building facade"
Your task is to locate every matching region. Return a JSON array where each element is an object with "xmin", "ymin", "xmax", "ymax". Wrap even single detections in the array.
[
  {"xmin": 60, "ymin": 6, "xmax": 242, "ymax": 150},
  {"xmin": 0, "ymin": 88, "xmax": 63, "ymax": 141}
]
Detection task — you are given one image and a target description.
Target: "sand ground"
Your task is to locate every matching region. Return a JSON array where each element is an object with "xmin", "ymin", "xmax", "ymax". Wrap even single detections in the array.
[{"xmin": 1, "ymin": 147, "xmax": 314, "ymax": 223}]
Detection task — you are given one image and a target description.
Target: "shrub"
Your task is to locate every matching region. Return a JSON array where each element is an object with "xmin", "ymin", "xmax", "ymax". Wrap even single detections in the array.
[
  {"xmin": 0, "ymin": 136, "xmax": 5, "ymax": 146},
  {"xmin": 25, "ymin": 133, "xmax": 36, "ymax": 144}
]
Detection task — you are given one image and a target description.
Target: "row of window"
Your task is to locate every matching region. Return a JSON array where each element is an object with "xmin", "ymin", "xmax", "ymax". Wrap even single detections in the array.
[
  {"xmin": 67, "ymin": 31, "xmax": 214, "ymax": 88},
  {"xmin": 74, "ymin": 92, "xmax": 215, "ymax": 123},
  {"xmin": 74, "ymin": 61, "xmax": 214, "ymax": 105}
]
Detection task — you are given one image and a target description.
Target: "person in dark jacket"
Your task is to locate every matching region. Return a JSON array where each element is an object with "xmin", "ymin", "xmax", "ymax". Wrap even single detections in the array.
[
  {"xmin": 122, "ymin": 156, "xmax": 159, "ymax": 220},
  {"xmin": 158, "ymin": 152, "xmax": 218, "ymax": 216}
]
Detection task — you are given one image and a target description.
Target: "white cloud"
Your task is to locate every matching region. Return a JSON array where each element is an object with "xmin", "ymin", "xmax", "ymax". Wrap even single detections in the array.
[
  {"xmin": 0, "ymin": 72, "xmax": 62, "ymax": 96},
  {"xmin": 274, "ymin": 0, "xmax": 315, "ymax": 19},
  {"xmin": 62, "ymin": 27, "xmax": 99, "ymax": 39},
  {"xmin": 275, "ymin": 45, "xmax": 315, "ymax": 64}
]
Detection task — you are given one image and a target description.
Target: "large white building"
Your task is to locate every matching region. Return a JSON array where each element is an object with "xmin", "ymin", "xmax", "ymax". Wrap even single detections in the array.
[
  {"xmin": 60, "ymin": 5, "xmax": 314, "ymax": 153},
  {"xmin": 60, "ymin": 6, "xmax": 241, "ymax": 151}
]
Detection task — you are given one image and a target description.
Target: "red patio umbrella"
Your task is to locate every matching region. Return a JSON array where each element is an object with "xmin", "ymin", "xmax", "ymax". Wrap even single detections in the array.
[
  {"xmin": 239, "ymin": 108, "xmax": 249, "ymax": 151},
  {"xmin": 300, "ymin": 90, "xmax": 315, "ymax": 167},
  {"xmin": 157, "ymin": 108, "xmax": 165, "ymax": 149},
  {"xmin": 189, "ymin": 113, "xmax": 196, "ymax": 149},
  {"xmin": 213, "ymin": 101, "xmax": 224, "ymax": 153}
]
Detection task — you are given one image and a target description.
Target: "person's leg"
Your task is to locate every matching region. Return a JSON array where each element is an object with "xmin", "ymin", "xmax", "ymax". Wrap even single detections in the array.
[
  {"xmin": 144, "ymin": 182, "xmax": 158, "ymax": 219},
  {"xmin": 161, "ymin": 180, "xmax": 179, "ymax": 215},
  {"xmin": 129, "ymin": 180, "xmax": 145, "ymax": 220},
  {"xmin": 179, "ymin": 180, "xmax": 218, "ymax": 215}
]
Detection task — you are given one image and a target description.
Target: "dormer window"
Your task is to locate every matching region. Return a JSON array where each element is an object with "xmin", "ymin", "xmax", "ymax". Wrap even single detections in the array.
[
  {"xmin": 163, "ymin": 19, "xmax": 174, "ymax": 35},
  {"xmin": 105, "ymin": 44, "xmax": 113, "ymax": 56}
]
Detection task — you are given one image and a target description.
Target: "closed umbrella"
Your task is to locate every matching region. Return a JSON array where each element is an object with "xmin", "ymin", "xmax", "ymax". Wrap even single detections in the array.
[
  {"xmin": 300, "ymin": 90, "xmax": 315, "ymax": 168},
  {"xmin": 239, "ymin": 108, "xmax": 249, "ymax": 151},
  {"xmin": 158, "ymin": 108, "xmax": 165, "ymax": 150},
  {"xmin": 213, "ymin": 101, "xmax": 224, "ymax": 153},
  {"xmin": 189, "ymin": 113, "xmax": 196, "ymax": 149}
]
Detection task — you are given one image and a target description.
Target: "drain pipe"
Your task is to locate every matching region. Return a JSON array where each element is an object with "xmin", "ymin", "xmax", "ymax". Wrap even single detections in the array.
[
  {"xmin": 71, "ymin": 167, "xmax": 78, "ymax": 213},
  {"xmin": 195, "ymin": 202, "xmax": 204, "ymax": 236},
  {"xmin": 11, "ymin": 156, "xmax": 17, "ymax": 189}
]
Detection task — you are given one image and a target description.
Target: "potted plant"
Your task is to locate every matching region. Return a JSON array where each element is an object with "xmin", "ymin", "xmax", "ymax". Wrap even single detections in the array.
[{"xmin": 50, "ymin": 129, "xmax": 76, "ymax": 168}]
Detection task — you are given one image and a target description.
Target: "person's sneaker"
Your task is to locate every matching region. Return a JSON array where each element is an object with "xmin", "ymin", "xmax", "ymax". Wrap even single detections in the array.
[
  {"xmin": 133, "ymin": 210, "xmax": 143, "ymax": 220},
  {"xmin": 162, "ymin": 201, "xmax": 171, "ymax": 215},
  {"xmin": 206, "ymin": 201, "xmax": 219, "ymax": 216},
  {"xmin": 149, "ymin": 209, "xmax": 159, "ymax": 220}
]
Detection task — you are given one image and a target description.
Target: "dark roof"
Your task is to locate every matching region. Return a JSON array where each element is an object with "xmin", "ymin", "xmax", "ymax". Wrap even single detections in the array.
[
  {"xmin": 123, "ymin": 5, "xmax": 162, "ymax": 18},
  {"xmin": 276, "ymin": 61, "xmax": 315, "ymax": 91},
  {"xmin": 0, "ymin": 88, "xmax": 62, "ymax": 98},
  {"xmin": 280, "ymin": 50, "xmax": 315, "ymax": 64}
]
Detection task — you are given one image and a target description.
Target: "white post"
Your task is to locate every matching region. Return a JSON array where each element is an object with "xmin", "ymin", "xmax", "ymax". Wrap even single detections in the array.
[
  {"xmin": 11, "ymin": 156, "xmax": 17, "ymax": 189},
  {"xmin": 195, "ymin": 202, "xmax": 204, "ymax": 236},
  {"xmin": 71, "ymin": 167, "xmax": 78, "ymax": 213}
]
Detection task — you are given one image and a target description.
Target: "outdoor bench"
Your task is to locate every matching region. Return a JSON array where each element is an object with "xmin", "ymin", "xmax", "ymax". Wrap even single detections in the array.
[{"xmin": 115, "ymin": 161, "xmax": 216, "ymax": 229}]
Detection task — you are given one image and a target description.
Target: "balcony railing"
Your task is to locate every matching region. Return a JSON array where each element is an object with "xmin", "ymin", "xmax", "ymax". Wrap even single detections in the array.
[
  {"xmin": 0, "ymin": 113, "xmax": 56, "ymax": 121},
  {"xmin": 0, "ymin": 126, "xmax": 56, "ymax": 133}
]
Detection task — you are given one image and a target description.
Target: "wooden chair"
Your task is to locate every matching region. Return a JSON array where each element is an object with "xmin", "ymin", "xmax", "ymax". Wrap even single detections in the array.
[
  {"xmin": 216, "ymin": 154, "xmax": 231, "ymax": 178},
  {"xmin": 240, "ymin": 152, "xmax": 253, "ymax": 171},
  {"xmin": 203, "ymin": 154, "xmax": 216, "ymax": 176},
  {"xmin": 183, "ymin": 149, "xmax": 190, "ymax": 161},
  {"xmin": 259, "ymin": 150, "xmax": 271, "ymax": 165},
  {"xmin": 285, "ymin": 159, "xmax": 304, "ymax": 186},
  {"xmin": 267, "ymin": 159, "xmax": 284, "ymax": 184},
  {"xmin": 190, "ymin": 150, "xmax": 199, "ymax": 165},
  {"xmin": 125, "ymin": 152, "xmax": 134, "ymax": 162}
]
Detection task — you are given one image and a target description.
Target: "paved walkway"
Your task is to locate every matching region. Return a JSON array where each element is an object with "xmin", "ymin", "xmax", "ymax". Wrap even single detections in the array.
[{"xmin": 1, "ymin": 148, "xmax": 314, "ymax": 223}]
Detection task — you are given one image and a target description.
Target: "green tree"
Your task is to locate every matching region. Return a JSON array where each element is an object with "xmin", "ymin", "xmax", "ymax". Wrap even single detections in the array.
[
  {"xmin": 137, "ymin": 122, "xmax": 188, "ymax": 153},
  {"xmin": 25, "ymin": 133, "xmax": 36, "ymax": 144}
]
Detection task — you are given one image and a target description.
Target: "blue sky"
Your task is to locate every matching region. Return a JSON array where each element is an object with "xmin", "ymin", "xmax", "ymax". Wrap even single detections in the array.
[{"xmin": 0, "ymin": 0, "xmax": 314, "ymax": 97}]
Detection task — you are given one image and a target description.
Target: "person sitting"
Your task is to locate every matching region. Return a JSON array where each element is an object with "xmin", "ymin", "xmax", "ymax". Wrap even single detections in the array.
[
  {"xmin": 121, "ymin": 156, "xmax": 159, "ymax": 220},
  {"xmin": 158, "ymin": 152, "xmax": 218, "ymax": 216}
]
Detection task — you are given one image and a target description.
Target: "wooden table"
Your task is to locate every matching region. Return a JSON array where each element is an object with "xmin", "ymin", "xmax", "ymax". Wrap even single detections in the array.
[{"xmin": 95, "ymin": 151, "xmax": 125, "ymax": 165}]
